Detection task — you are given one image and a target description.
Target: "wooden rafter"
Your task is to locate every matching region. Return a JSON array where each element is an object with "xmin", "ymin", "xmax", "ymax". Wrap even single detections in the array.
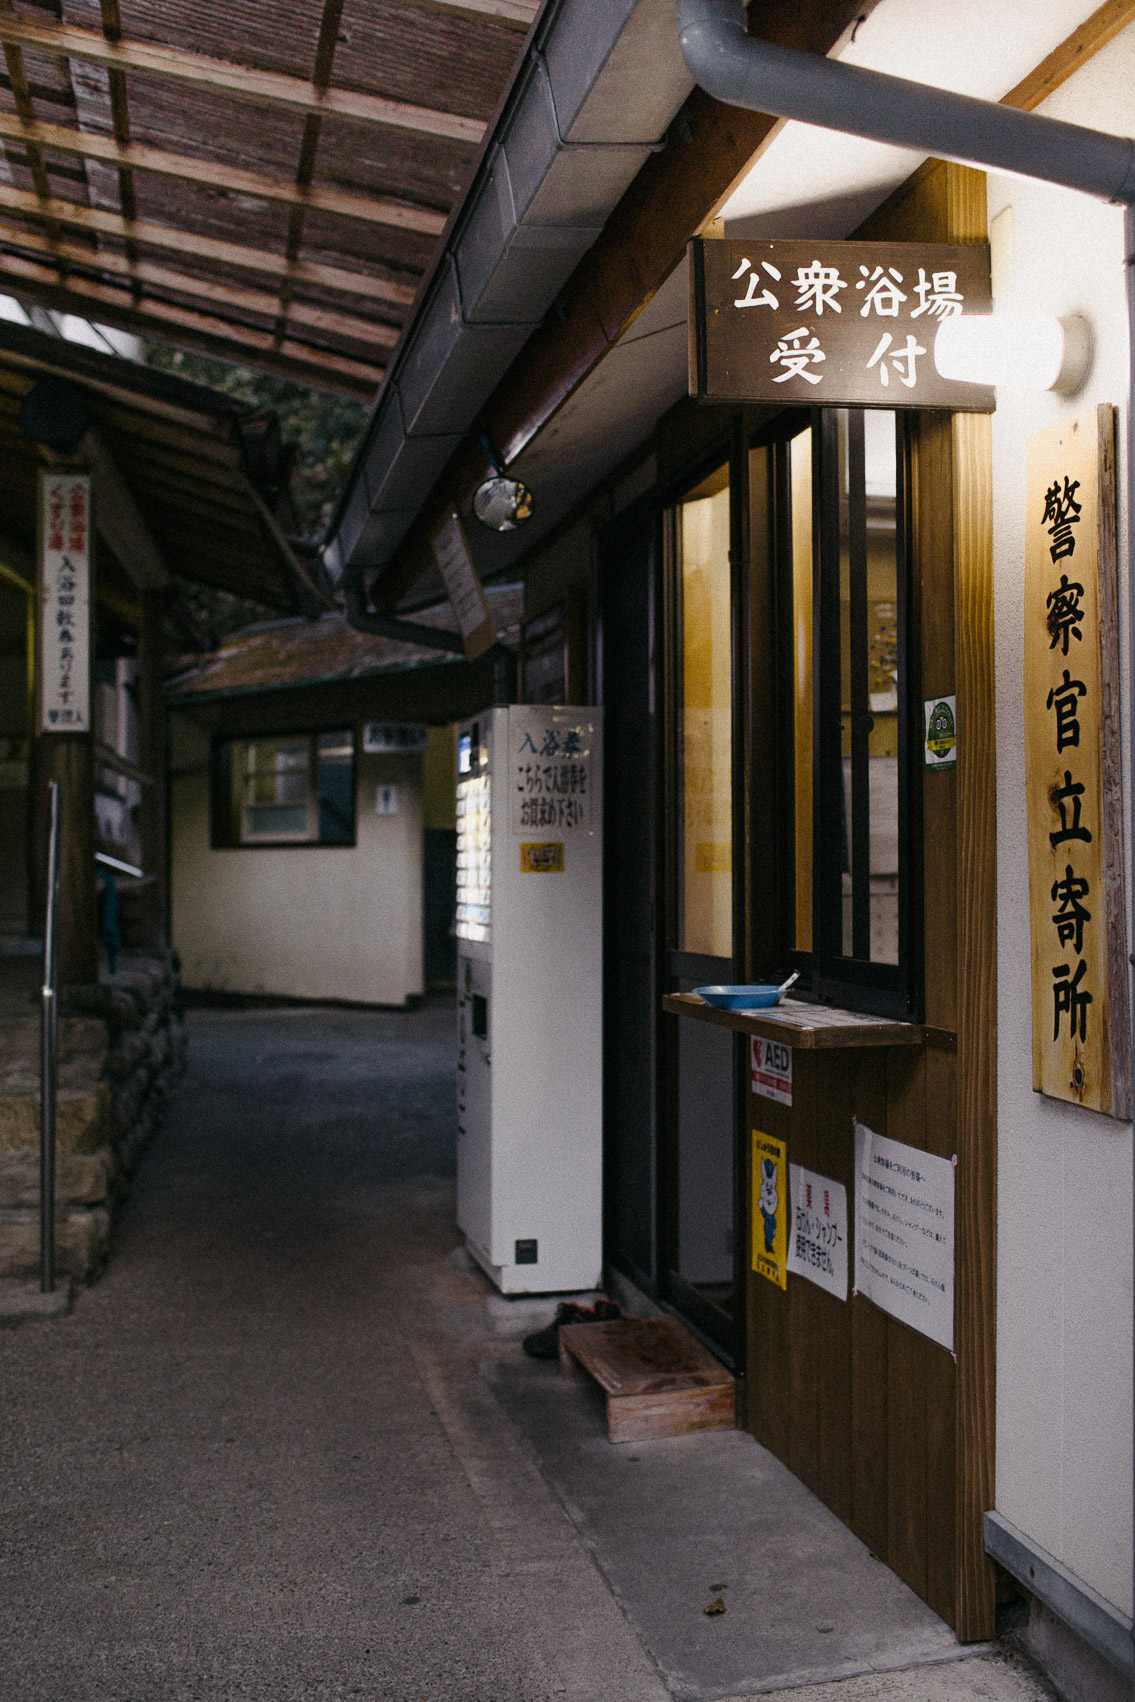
[
  {"xmin": 1001, "ymin": 0, "xmax": 1135, "ymax": 110},
  {"xmin": 0, "ymin": 1, "xmax": 51, "ymax": 205},
  {"xmin": 0, "ymin": 13, "xmax": 487, "ymax": 144},
  {"xmin": 0, "ymin": 219, "xmax": 403, "ymax": 345},
  {"xmin": 0, "ymin": 259, "xmax": 383, "ymax": 395},
  {"xmin": 95, "ymin": 0, "xmax": 139, "ymax": 285},
  {"xmin": 0, "ymin": 184, "xmax": 417, "ymax": 301},
  {"xmin": 273, "ymin": 0, "xmax": 347, "ymax": 353},
  {"xmin": 413, "ymin": 0, "xmax": 537, "ymax": 27},
  {"xmin": 0, "ymin": 113, "xmax": 448, "ymax": 236},
  {"xmin": 0, "ymin": 0, "xmax": 66, "ymax": 279}
]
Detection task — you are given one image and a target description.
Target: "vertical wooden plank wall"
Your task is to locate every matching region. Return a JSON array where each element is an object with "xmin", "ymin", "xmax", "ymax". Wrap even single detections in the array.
[
  {"xmin": 952, "ymin": 403, "xmax": 997, "ymax": 1638},
  {"xmin": 744, "ymin": 160, "xmax": 996, "ymax": 1639}
]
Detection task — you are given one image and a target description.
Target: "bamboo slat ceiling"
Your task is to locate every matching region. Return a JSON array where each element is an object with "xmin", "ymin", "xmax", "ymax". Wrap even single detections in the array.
[{"xmin": 0, "ymin": 0, "xmax": 536, "ymax": 397}]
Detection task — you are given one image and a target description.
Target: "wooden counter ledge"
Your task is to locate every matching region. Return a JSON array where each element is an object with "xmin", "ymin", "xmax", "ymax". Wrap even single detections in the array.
[{"xmin": 662, "ymin": 992, "xmax": 925, "ymax": 1050}]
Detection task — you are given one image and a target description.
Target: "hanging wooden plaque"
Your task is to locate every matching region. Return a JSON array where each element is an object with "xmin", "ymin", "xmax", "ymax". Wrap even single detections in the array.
[
  {"xmin": 690, "ymin": 238, "xmax": 994, "ymax": 410},
  {"xmin": 1023, "ymin": 406, "xmax": 1130, "ymax": 1118}
]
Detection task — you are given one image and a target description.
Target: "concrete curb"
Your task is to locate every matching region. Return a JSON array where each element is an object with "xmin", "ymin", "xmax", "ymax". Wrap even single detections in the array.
[{"xmin": 0, "ymin": 1276, "xmax": 74, "ymax": 1322}]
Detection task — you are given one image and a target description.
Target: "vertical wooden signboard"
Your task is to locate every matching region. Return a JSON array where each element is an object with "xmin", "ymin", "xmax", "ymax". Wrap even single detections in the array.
[
  {"xmin": 38, "ymin": 471, "xmax": 91, "ymax": 732},
  {"xmin": 1024, "ymin": 407, "xmax": 1130, "ymax": 1118}
]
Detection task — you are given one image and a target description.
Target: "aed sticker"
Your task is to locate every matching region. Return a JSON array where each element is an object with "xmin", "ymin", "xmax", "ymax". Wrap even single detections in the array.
[
  {"xmin": 924, "ymin": 694, "xmax": 957, "ymax": 768},
  {"xmin": 519, "ymin": 841, "xmax": 564, "ymax": 873},
  {"xmin": 752, "ymin": 1131, "xmax": 788, "ymax": 1290},
  {"xmin": 750, "ymin": 1035, "xmax": 792, "ymax": 1106}
]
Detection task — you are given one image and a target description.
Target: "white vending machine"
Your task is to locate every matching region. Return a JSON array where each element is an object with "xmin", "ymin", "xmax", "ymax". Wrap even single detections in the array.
[{"xmin": 455, "ymin": 704, "xmax": 603, "ymax": 1294}]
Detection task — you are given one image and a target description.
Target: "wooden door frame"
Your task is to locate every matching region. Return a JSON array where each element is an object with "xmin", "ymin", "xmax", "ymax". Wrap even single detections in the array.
[
  {"xmin": 854, "ymin": 158, "xmax": 997, "ymax": 1640},
  {"xmin": 655, "ymin": 418, "xmax": 749, "ymax": 1366}
]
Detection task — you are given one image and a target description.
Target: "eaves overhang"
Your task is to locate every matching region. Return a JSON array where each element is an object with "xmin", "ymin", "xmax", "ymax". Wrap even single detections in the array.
[{"xmin": 323, "ymin": 0, "xmax": 696, "ymax": 603}]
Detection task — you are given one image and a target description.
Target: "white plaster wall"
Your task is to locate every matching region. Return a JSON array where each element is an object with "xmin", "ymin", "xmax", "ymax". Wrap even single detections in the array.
[
  {"xmin": 988, "ymin": 26, "xmax": 1135, "ymax": 1617},
  {"xmin": 171, "ymin": 718, "xmax": 424, "ymax": 1006}
]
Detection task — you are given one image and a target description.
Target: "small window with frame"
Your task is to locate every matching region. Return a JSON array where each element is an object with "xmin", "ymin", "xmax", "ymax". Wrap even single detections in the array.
[
  {"xmin": 212, "ymin": 730, "xmax": 356, "ymax": 847},
  {"xmin": 756, "ymin": 406, "xmax": 919, "ymax": 1020}
]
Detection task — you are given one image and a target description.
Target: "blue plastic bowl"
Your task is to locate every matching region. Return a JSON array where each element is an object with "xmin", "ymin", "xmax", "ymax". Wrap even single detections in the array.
[{"xmin": 694, "ymin": 984, "xmax": 785, "ymax": 1011}]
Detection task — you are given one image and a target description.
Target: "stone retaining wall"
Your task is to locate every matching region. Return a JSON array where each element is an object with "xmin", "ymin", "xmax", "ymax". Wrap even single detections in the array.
[{"xmin": 0, "ymin": 953, "xmax": 187, "ymax": 1281}]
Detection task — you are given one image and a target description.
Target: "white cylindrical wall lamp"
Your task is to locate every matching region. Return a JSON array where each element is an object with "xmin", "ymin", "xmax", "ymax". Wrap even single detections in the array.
[{"xmin": 934, "ymin": 313, "xmax": 1093, "ymax": 396}]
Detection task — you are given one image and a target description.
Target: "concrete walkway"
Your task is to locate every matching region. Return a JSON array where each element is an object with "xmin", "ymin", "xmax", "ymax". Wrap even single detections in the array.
[{"xmin": 0, "ymin": 1003, "xmax": 1055, "ymax": 1701}]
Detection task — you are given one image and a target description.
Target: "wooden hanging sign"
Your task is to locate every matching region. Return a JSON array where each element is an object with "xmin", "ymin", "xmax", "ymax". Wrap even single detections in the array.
[
  {"xmin": 689, "ymin": 238, "xmax": 993, "ymax": 410},
  {"xmin": 1023, "ymin": 406, "xmax": 1130, "ymax": 1118},
  {"xmin": 429, "ymin": 508, "xmax": 498, "ymax": 661}
]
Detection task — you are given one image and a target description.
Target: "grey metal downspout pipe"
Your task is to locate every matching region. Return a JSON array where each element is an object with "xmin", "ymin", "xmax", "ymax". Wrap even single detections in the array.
[
  {"xmin": 343, "ymin": 578, "xmax": 516, "ymax": 701},
  {"xmin": 677, "ymin": 0, "xmax": 1135, "ymax": 203},
  {"xmin": 678, "ymin": 1, "xmax": 1135, "ymax": 1680},
  {"xmin": 343, "ymin": 578, "xmax": 467, "ymax": 655}
]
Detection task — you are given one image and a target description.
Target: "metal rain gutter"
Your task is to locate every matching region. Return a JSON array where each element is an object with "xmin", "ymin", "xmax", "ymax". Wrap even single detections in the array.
[
  {"xmin": 324, "ymin": 0, "xmax": 694, "ymax": 602},
  {"xmin": 677, "ymin": 0, "xmax": 1135, "ymax": 1665}
]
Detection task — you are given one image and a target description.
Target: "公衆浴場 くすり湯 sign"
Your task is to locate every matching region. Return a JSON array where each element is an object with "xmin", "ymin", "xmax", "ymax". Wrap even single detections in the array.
[
  {"xmin": 39, "ymin": 471, "xmax": 91, "ymax": 733},
  {"xmin": 1024, "ymin": 407, "xmax": 1130, "ymax": 1118},
  {"xmin": 690, "ymin": 239, "xmax": 992, "ymax": 410}
]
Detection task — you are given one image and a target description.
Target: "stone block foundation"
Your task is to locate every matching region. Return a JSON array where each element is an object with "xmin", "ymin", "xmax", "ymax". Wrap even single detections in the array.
[{"xmin": 0, "ymin": 953, "xmax": 186, "ymax": 1281}]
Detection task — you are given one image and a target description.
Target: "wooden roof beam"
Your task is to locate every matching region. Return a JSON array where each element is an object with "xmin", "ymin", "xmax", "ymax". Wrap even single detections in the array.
[
  {"xmin": 271, "ymin": 0, "xmax": 347, "ymax": 355},
  {"xmin": 0, "ymin": 261, "xmax": 383, "ymax": 396},
  {"xmin": 94, "ymin": 0, "xmax": 141, "ymax": 279},
  {"xmin": 0, "ymin": 112, "xmax": 447, "ymax": 236},
  {"xmin": 0, "ymin": 217, "xmax": 407, "ymax": 343},
  {"xmin": 41, "ymin": 425, "xmax": 170, "ymax": 590},
  {"xmin": 0, "ymin": 14, "xmax": 486, "ymax": 144},
  {"xmin": 0, "ymin": 183, "xmax": 416, "ymax": 302},
  {"xmin": 410, "ymin": 0, "xmax": 538, "ymax": 27}
]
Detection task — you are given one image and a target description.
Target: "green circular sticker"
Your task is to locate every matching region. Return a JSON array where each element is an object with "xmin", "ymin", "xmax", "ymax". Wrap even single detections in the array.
[{"xmin": 927, "ymin": 699, "xmax": 956, "ymax": 759}]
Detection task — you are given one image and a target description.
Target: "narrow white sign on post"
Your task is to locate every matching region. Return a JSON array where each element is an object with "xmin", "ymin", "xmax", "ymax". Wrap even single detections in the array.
[
  {"xmin": 38, "ymin": 471, "xmax": 91, "ymax": 732},
  {"xmin": 511, "ymin": 707, "xmax": 593, "ymax": 835},
  {"xmin": 750, "ymin": 1035, "xmax": 792, "ymax": 1105},
  {"xmin": 853, "ymin": 1121, "xmax": 954, "ymax": 1351},
  {"xmin": 787, "ymin": 1164, "xmax": 848, "ymax": 1300}
]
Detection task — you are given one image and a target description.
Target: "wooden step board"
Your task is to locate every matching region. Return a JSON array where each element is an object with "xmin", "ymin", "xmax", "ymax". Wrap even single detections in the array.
[{"xmin": 558, "ymin": 1315, "xmax": 736, "ymax": 1443}]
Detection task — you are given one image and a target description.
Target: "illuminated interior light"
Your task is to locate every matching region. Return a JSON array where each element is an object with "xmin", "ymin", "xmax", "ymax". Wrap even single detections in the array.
[{"xmin": 933, "ymin": 314, "xmax": 1092, "ymax": 396}]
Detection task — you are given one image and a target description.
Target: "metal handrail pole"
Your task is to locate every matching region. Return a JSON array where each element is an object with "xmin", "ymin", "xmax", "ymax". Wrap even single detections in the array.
[{"xmin": 40, "ymin": 779, "xmax": 59, "ymax": 1295}]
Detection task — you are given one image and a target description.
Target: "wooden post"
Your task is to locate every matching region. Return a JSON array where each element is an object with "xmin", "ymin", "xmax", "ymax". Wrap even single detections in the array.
[
  {"xmin": 137, "ymin": 589, "xmax": 168, "ymax": 950},
  {"xmin": 30, "ymin": 735, "xmax": 96, "ymax": 985}
]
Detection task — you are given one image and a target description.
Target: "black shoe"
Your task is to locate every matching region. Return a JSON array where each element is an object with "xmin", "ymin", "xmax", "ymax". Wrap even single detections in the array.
[{"xmin": 522, "ymin": 1299, "xmax": 622, "ymax": 1360}]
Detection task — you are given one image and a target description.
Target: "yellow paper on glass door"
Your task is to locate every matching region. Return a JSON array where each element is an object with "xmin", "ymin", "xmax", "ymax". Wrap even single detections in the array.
[{"xmin": 752, "ymin": 1131, "xmax": 788, "ymax": 1289}]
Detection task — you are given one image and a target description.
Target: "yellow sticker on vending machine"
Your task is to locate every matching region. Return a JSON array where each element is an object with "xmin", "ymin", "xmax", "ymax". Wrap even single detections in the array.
[{"xmin": 751, "ymin": 1130, "xmax": 788, "ymax": 1289}]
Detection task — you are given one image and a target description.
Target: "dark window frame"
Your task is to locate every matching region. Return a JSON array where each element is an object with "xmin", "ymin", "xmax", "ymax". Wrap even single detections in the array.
[
  {"xmin": 760, "ymin": 406, "xmax": 922, "ymax": 1021},
  {"xmin": 209, "ymin": 727, "xmax": 357, "ymax": 850}
]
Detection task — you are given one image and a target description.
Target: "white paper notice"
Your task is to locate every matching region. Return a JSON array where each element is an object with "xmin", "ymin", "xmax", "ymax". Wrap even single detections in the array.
[
  {"xmin": 787, "ymin": 1164, "xmax": 847, "ymax": 1300},
  {"xmin": 511, "ymin": 707, "xmax": 593, "ymax": 835},
  {"xmin": 39, "ymin": 472, "xmax": 91, "ymax": 732},
  {"xmin": 750, "ymin": 1035, "xmax": 792, "ymax": 1105},
  {"xmin": 853, "ymin": 1122, "xmax": 954, "ymax": 1351}
]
